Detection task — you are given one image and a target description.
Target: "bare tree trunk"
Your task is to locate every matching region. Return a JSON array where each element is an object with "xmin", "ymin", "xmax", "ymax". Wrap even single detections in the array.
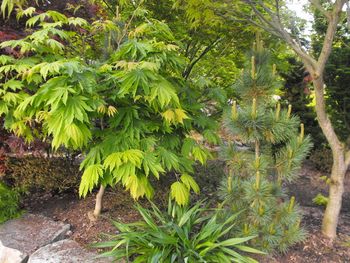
[
  {"xmin": 94, "ymin": 185, "xmax": 105, "ymax": 217},
  {"xmin": 312, "ymin": 77, "xmax": 346, "ymax": 238},
  {"xmin": 322, "ymin": 151, "xmax": 346, "ymax": 238}
]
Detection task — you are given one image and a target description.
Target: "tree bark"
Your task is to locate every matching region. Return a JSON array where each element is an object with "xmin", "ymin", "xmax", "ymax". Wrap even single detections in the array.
[
  {"xmin": 312, "ymin": 77, "xmax": 346, "ymax": 238},
  {"xmin": 93, "ymin": 185, "xmax": 106, "ymax": 218},
  {"xmin": 322, "ymin": 150, "xmax": 346, "ymax": 238}
]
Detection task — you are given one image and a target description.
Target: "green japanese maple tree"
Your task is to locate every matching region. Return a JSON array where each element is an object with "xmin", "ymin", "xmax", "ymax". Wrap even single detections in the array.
[{"xmin": 0, "ymin": 1, "xmax": 215, "ymax": 218}]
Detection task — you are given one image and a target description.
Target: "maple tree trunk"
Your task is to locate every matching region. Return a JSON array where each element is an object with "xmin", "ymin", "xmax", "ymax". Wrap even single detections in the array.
[
  {"xmin": 322, "ymin": 151, "xmax": 346, "ymax": 238},
  {"xmin": 93, "ymin": 185, "xmax": 105, "ymax": 218},
  {"xmin": 313, "ymin": 77, "xmax": 346, "ymax": 238}
]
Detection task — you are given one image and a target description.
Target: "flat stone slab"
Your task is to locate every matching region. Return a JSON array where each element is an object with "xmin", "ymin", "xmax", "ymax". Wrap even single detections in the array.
[
  {"xmin": 28, "ymin": 240, "xmax": 110, "ymax": 263},
  {"xmin": 0, "ymin": 213, "xmax": 70, "ymax": 255},
  {"xmin": 0, "ymin": 241, "xmax": 28, "ymax": 263}
]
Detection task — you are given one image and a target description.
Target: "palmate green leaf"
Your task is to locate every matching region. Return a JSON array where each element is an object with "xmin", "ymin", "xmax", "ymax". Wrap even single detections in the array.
[
  {"xmin": 104, "ymin": 152, "xmax": 123, "ymax": 171},
  {"xmin": 9, "ymin": 120, "xmax": 33, "ymax": 142},
  {"xmin": 203, "ymin": 129, "xmax": 220, "ymax": 144},
  {"xmin": 124, "ymin": 174, "xmax": 141, "ymax": 199},
  {"xmin": 65, "ymin": 122, "xmax": 90, "ymax": 147},
  {"xmin": 103, "ymin": 150, "xmax": 144, "ymax": 172},
  {"xmin": 192, "ymin": 146, "xmax": 211, "ymax": 165},
  {"xmin": 181, "ymin": 137, "xmax": 196, "ymax": 156},
  {"xmin": 142, "ymin": 152, "xmax": 165, "ymax": 178},
  {"xmin": 45, "ymin": 86, "xmax": 75, "ymax": 107},
  {"xmin": 35, "ymin": 61, "xmax": 62, "ymax": 80},
  {"xmin": 79, "ymin": 164, "xmax": 103, "ymax": 197},
  {"xmin": 116, "ymin": 68, "xmax": 157, "ymax": 97},
  {"xmin": 16, "ymin": 6, "xmax": 36, "ymax": 20},
  {"xmin": 0, "ymin": 64, "xmax": 14, "ymax": 75},
  {"xmin": 46, "ymin": 39, "xmax": 65, "ymax": 52},
  {"xmin": 116, "ymin": 39, "xmax": 153, "ymax": 60},
  {"xmin": 0, "ymin": 55, "xmax": 14, "ymax": 65},
  {"xmin": 2, "ymin": 79, "xmax": 23, "ymax": 91},
  {"xmin": 50, "ymin": 120, "xmax": 91, "ymax": 149},
  {"xmin": 170, "ymin": 181, "xmax": 190, "ymax": 206},
  {"xmin": 122, "ymin": 149, "xmax": 144, "ymax": 167},
  {"xmin": 124, "ymin": 174, "xmax": 154, "ymax": 199},
  {"xmin": 180, "ymin": 173, "xmax": 200, "ymax": 194},
  {"xmin": 80, "ymin": 146, "xmax": 102, "ymax": 170},
  {"xmin": 113, "ymin": 163, "xmax": 136, "ymax": 185},
  {"xmin": 174, "ymin": 108, "xmax": 189, "ymax": 124},
  {"xmin": 64, "ymin": 96, "xmax": 93, "ymax": 123},
  {"xmin": 13, "ymin": 94, "xmax": 34, "ymax": 118},
  {"xmin": 149, "ymin": 78, "xmax": 179, "ymax": 108},
  {"xmin": 0, "ymin": 40, "xmax": 34, "ymax": 54},
  {"xmin": 157, "ymin": 147, "xmax": 180, "ymax": 171},
  {"xmin": 0, "ymin": 101, "xmax": 9, "ymax": 115},
  {"xmin": 68, "ymin": 17, "xmax": 88, "ymax": 27},
  {"xmin": 0, "ymin": 0, "xmax": 23, "ymax": 18},
  {"xmin": 26, "ymin": 10, "xmax": 68, "ymax": 27},
  {"xmin": 2, "ymin": 92, "xmax": 22, "ymax": 105}
]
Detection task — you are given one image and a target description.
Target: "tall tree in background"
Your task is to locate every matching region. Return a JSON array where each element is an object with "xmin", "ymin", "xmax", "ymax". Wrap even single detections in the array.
[
  {"xmin": 312, "ymin": 5, "xmax": 350, "ymax": 145},
  {"xmin": 279, "ymin": 56, "xmax": 324, "ymax": 146},
  {"xmin": 230, "ymin": 0, "xmax": 350, "ymax": 239}
]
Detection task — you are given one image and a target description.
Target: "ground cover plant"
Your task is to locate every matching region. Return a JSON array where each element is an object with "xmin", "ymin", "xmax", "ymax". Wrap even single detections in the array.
[
  {"xmin": 0, "ymin": 181, "xmax": 21, "ymax": 223},
  {"xmin": 96, "ymin": 199, "xmax": 264, "ymax": 263}
]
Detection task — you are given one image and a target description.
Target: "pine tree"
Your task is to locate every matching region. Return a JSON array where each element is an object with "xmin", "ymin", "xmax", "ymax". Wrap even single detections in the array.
[{"xmin": 219, "ymin": 42, "xmax": 312, "ymax": 253}]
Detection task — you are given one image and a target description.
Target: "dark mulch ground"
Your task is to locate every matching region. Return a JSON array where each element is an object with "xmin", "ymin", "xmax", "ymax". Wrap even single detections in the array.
[{"xmin": 22, "ymin": 161, "xmax": 350, "ymax": 262}]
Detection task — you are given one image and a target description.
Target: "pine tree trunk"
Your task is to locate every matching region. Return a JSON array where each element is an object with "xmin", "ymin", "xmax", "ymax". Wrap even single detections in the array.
[
  {"xmin": 313, "ymin": 77, "xmax": 346, "ymax": 238},
  {"xmin": 93, "ymin": 185, "xmax": 105, "ymax": 218}
]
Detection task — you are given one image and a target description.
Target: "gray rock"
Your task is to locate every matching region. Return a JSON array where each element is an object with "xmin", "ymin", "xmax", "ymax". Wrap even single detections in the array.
[
  {"xmin": 0, "ymin": 214, "xmax": 70, "ymax": 255},
  {"xmin": 0, "ymin": 241, "xmax": 28, "ymax": 263},
  {"xmin": 28, "ymin": 240, "xmax": 109, "ymax": 263}
]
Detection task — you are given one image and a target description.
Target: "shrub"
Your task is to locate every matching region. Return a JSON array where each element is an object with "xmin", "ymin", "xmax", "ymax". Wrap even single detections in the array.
[
  {"xmin": 219, "ymin": 46, "xmax": 311, "ymax": 253},
  {"xmin": 0, "ymin": 182, "xmax": 21, "ymax": 223},
  {"xmin": 95, "ymin": 200, "xmax": 264, "ymax": 262},
  {"xmin": 3, "ymin": 157, "xmax": 80, "ymax": 194},
  {"xmin": 312, "ymin": 193, "xmax": 329, "ymax": 206}
]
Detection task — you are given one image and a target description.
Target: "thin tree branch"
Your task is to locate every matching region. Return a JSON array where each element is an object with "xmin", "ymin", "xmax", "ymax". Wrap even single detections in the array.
[
  {"xmin": 317, "ymin": 0, "xmax": 347, "ymax": 75},
  {"xmin": 243, "ymin": 2, "xmax": 318, "ymax": 68},
  {"xmin": 182, "ymin": 37, "xmax": 222, "ymax": 79},
  {"xmin": 102, "ymin": 0, "xmax": 115, "ymax": 15},
  {"xmin": 309, "ymin": 0, "xmax": 332, "ymax": 20}
]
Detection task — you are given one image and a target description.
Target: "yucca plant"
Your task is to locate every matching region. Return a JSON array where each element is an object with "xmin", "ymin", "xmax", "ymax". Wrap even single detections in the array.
[
  {"xmin": 219, "ymin": 42, "xmax": 312, "ymax": 253},
  {"xmin": 95, "ymin": 199, "xmax": 264, "ymax": 263}
]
